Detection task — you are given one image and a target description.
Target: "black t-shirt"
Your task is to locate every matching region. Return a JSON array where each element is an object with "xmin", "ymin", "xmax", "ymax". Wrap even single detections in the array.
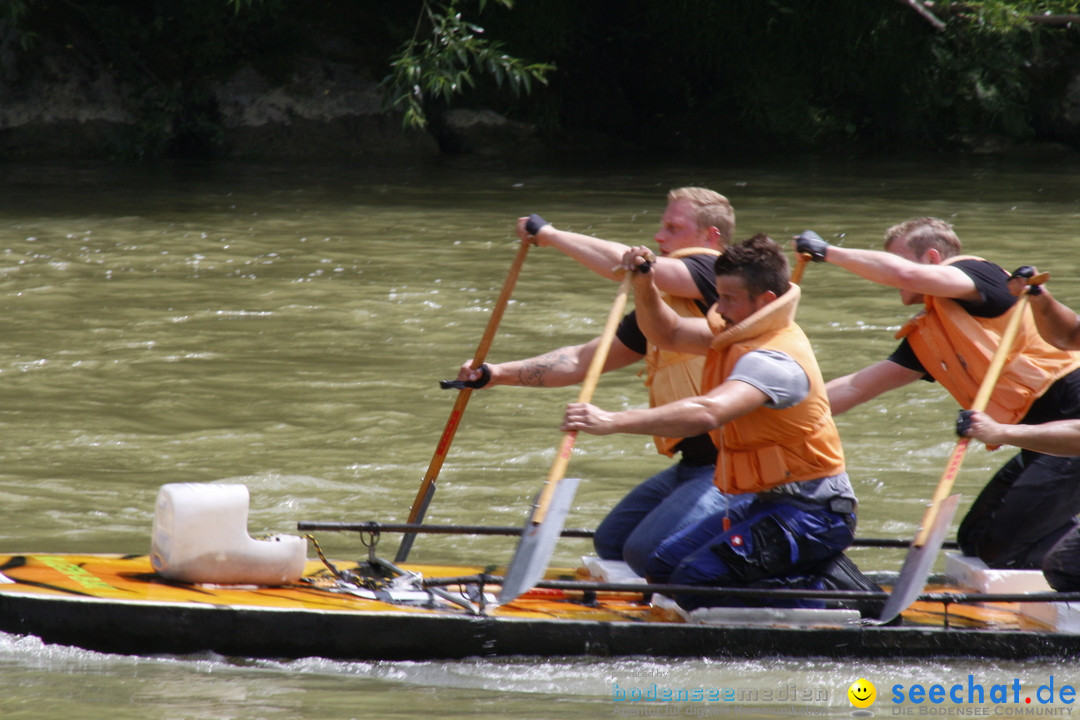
[
  {"xmin": 612, "ymin": 253, "xmax": 719, "ymax": 465},
  {"xmin": 886, "ymin": 258, "xmax": 1080, "ymax": 425}
]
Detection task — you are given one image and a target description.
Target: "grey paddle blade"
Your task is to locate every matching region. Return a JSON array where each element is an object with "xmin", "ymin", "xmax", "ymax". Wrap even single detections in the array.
[
  {"xmin": 394, "ymin": 484, "xmax": 434, "ymax": 563},
  {"xmin": 878, "ymin": 493, "xmax": 961, "ymax": 624},
  {"xmin": 498, "ymin": 477, "xmax": 581, "ymax": 605}
]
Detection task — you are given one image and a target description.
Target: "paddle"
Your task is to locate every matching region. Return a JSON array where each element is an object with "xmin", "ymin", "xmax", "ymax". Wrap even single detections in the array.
[
  {"xmin": 791, "ymin": 252, "xmax": 810, "ymax": 285},
  {"xmin": 877, "ymin": 272, "xmax": 1048, "ymax": 624},
  {"xmin": 498, "ymin": 267, "xmax": 638, "ymax": 604},
  {"xmin": 394, "ymin": 238, "xmax": 531, "ymax": 563}
]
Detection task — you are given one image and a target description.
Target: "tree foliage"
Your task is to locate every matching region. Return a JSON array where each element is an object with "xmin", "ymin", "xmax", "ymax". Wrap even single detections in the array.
[
  {"xmin": 3, "ymin": 0, "xmax": 1080, "ymax": 158},
  {"xmin": 378, "ymin": 0, "xmax": 553, "ymax": 129}
]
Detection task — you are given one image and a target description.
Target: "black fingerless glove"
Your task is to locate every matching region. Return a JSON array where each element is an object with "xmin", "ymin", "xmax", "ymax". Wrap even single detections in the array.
[
  {"xmin": 1009, "ymin": 265, "xmax": 1043, "ymax": 296},
  {"xmin": 956, "ymin": 409, "xmax": 974, "ymax": 437},
  {"xmin": 525, "ymin": 214, "xmax": 549, "ymax": 235},
  {"xmin": 439, "ymin": 363, "xmax": 491, "ymax": 390},
  {"xmin": 795, "ymin": 230, "xmax": 830, "ymax": 262}
]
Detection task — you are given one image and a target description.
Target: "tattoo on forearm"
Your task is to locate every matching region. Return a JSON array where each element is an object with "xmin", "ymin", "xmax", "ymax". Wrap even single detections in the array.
[{"xmin": 517, "ymin": 350, "xmax": 575, "ymax": 387}]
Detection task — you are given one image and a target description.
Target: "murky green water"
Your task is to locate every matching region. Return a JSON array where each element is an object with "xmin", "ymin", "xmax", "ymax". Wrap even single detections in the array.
[{"xmin": 2, "ymin": 154, "xmax": 1080, "ymax": 718}]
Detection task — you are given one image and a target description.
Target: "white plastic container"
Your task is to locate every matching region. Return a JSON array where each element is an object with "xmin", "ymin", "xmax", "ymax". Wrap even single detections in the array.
[{"xmin": 150, "ymin": 483, "xmax": 307, "ymax": 585}]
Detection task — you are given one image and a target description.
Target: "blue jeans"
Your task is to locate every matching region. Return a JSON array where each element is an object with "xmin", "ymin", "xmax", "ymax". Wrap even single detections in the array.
[
  {"xmin": 645, "ymin": 499, "xmax": 855, "ymax": 609},
  {"xmin": 593, "ymin": 462, "xmax": 746, "ymax": 576}
]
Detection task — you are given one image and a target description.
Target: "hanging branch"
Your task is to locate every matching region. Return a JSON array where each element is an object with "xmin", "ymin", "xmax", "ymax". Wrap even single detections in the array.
[
  {"xmin": 1028, "ymin": 14, "xmax": 1080, "ymax": 26},
  {"xmin": 898, "ymin": 1, "xmax": 1080, "ymax": 31},
  {"xmin": 379, "ymin": 0, "xmax": 554, "ymax": 129},
  {"xmin": 893, "ymin": 0, "xmax": 948, "ymax": 31}
]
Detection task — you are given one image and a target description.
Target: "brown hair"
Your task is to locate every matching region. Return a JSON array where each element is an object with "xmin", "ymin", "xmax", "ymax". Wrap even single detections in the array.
[
  {"xmin": 884, "ymin": 217, "xmax": 962, "ymax": 259},
  {"xmin": 668, "ymin": 187, "xmax": 735, "ymax": 245},
  {"xmin": 714, "ymin": 233, "xmax": 789, "ymax": 298}
]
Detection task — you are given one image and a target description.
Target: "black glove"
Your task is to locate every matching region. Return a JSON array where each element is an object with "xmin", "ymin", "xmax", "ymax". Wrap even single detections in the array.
[
  {"xmin": 1009, "ymin": 265, "xmax": 1043, "ymax": 296},
  {"xmin": 795, "ymin": 230, "xmax": 830, "ymax": 262},
  {"xmin": 956, "ymin": 409, "xmax": 974, "ymax": 437},
  {"xmin": 439, "ymin": 363, "xmax": 491, "ymax": 390},
  {"xmin": 525, "ymin": 214, "xmax": 549, "ymax": 235}
]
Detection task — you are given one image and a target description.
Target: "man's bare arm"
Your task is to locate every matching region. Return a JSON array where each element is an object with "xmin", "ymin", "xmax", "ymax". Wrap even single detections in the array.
[
  {"xmin": 826, "ymin": 359, "xmax": 925, "ymax": 415},
  {"xmin": 962, "ymin": 410, "xmax": 1080, "ymax": 457},
  {"xmin": 824, "ymin": 245, "xmax": 978, "ymax": 300},
  {"xmin": 562, "ymin": 379, "xmax": 768, "ymax": 437},
  {"xmin": 524, "ymin": 218, "xmax": 706, "ymax": 299},
  {"xmin": 624, "ymin": 247, "xmax": 712, "ymax": 356},
  {"xmin": 457, "ymin": 336, "xmax": 643, "ymax": 388},
  {"xmin": 1027, "ymin": 289, "xmax": 1080, "ymax": 351}
]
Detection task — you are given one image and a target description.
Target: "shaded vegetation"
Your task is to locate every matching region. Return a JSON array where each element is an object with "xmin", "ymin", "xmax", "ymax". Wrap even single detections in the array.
[{"xmin": 3, "ymin": 0, "xmax": 1080, "ymax": 158}]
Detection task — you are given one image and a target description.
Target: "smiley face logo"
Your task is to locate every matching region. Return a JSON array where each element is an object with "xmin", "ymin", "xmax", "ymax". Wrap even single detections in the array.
[{"xmin": 848, "ymin": 678, "xmax": 876, "ymax": 709}]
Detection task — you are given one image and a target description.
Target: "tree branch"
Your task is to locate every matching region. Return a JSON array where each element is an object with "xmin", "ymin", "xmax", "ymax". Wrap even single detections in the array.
[
  {"xmin": 893, "ymin": 0, "xmax": 947, "ymax": 31},
  {"xmin": 1028, "ymin": 14, "xmax": 1080, "ymax": 27}
]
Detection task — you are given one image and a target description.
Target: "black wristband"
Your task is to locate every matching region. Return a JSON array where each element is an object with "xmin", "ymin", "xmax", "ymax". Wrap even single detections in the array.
[
  {"xmin": 525, "ymin": 214, "xmax": 549, "ymax": 235},
  {"xmin": 439, "ymin": 363, "xmax": 491, "ymax": 390},
  {"xmin": 1010, "ymin": 265, "xmax": 1044, "ymax": 295},
  {"xmin": 956, "ymin": 409, "xmax": 974, "ymax": 438}
]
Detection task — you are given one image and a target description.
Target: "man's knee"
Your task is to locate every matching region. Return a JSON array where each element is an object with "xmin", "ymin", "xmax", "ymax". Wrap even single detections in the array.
[
  {"xmin": 592, "ymin": 524, "xmax": 624, "ymax": 561},
  {"xmin": 971, "ymin": 531, "xmax": 1041, "ymax": 569}
]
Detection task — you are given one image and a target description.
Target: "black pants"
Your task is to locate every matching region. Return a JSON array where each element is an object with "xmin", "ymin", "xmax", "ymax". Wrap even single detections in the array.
[
  {"xmin": 957, "ymin": 450, "xmax": 1080, "ymax": 569},
  {"xmin": 1044, "ymin": 524, "xmax": 1080, "ymax": 590}
]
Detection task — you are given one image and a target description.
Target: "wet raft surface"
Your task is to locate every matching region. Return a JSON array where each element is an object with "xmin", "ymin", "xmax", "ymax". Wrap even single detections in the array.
[{"xmin": 1, "ymin": 553, "xmax": 1079, "ymax": 661}]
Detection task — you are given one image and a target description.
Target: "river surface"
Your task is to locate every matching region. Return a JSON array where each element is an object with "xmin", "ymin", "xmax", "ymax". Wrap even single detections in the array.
[{"xmin": 1, "ymin": 153, "xmax": 1080, "ymax": 719}]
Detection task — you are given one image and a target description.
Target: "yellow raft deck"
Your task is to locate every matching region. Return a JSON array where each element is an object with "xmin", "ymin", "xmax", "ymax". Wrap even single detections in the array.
[
  {"xmin": 0, "ymin": 553, "xmax": 646, "ymax": 622},
  {"xmin": 1, "ymin": 552, "xmax": 1079, "ymax": 661}
]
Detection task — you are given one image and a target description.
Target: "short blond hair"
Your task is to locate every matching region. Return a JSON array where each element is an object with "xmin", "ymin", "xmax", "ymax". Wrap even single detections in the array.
[
  {"xmin": 668, "ymin": 187, "xmax": 735, "ymax": 245},
  {"xmin": 884, "ymin": 217, "xmax": 962, "ymax": 259}
]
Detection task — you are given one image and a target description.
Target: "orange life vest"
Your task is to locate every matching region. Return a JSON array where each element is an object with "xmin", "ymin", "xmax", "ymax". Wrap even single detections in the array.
[
  {"xmin": 701, "ymin": 283, "xmax": 846, "ymax": 494},
  {"xmin": 643, "ymin": 247, "xmax": 720, "ymax": 457},
  {"xmin": 895, "ymin": 255, "xmax": 1080, "ymax": 423}
]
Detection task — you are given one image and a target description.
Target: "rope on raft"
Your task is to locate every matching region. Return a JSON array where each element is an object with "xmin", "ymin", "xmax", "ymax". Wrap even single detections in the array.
[
  {"xmin": 420, "ymin": 573, "xmax": 1080, "ymax": 607},
  {"xmin": 297, "ymin": 520, "xmax": 957, "ymax": 550}
]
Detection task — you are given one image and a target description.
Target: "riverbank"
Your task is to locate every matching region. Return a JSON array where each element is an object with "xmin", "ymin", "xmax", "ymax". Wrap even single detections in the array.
[{"xmin": 5, "ymin": 4, "xmax": 1080, "ymax": 163}]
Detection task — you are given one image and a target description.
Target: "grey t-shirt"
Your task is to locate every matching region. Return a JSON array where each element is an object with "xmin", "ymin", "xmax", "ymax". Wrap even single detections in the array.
[{"xmin": 727, "ymin": 349, "xmax": 856, "ymax": 510}]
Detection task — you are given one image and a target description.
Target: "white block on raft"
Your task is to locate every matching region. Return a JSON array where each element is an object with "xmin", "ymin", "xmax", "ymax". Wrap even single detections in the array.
[
  {"xmin": 581, "ymin": 556, "xmax": 647, "ymax": 584},
  {"xmin": 150, "ymin": 483, "xmax": 306, "ymax": 586},
  {"xmin": 945, "ymin": 552, "xmax": 1052, "ymax": 594}
]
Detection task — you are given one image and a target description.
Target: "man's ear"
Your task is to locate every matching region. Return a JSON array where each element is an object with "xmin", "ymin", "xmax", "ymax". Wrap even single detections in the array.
[
  {"xmin": 705, "ymin": 226, "xmax": 723, "ymax": 250},
  {"xmin": 755, "ymin": 290, "xmax": 778, "ymax": 310},
  {"xmin": 924, "ymin": 248, "xmax": 943, "ymax": 265}
]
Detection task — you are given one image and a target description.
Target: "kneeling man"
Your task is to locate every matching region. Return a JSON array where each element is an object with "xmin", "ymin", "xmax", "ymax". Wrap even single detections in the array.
[{"xmin": 562, "ymin": 235, "xmax": 857, "ymax": 608}]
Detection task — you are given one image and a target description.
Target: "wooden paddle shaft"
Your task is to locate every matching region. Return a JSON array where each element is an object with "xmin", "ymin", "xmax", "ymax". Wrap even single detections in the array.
[
  {"xmin": 531, "ymin": 271, "xmax": 633, "ymax": 525},
  {"xmin": 397, "ymin": 239, "xmax": 531, "ymax": 561},
  {"xmin": 791, "ymin": 253, "xmax": 810, "ymax": 285},
  {"xmin": 913, "ymin": 276, "xmax": 1045, "ymax": 546}
]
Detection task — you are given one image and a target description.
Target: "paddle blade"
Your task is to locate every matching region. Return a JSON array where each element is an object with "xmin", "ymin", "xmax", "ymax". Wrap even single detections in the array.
[
  {"xmin": 877, "ymin": 493, "xmax": 961, "ymax": 624},
  {"xmin": 498, "ymin": 477, "xmax": 581, "ymax": 605},
  {"xmin": 394, "ymin": 483, "xmax": 435, "ymax": 563}
]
